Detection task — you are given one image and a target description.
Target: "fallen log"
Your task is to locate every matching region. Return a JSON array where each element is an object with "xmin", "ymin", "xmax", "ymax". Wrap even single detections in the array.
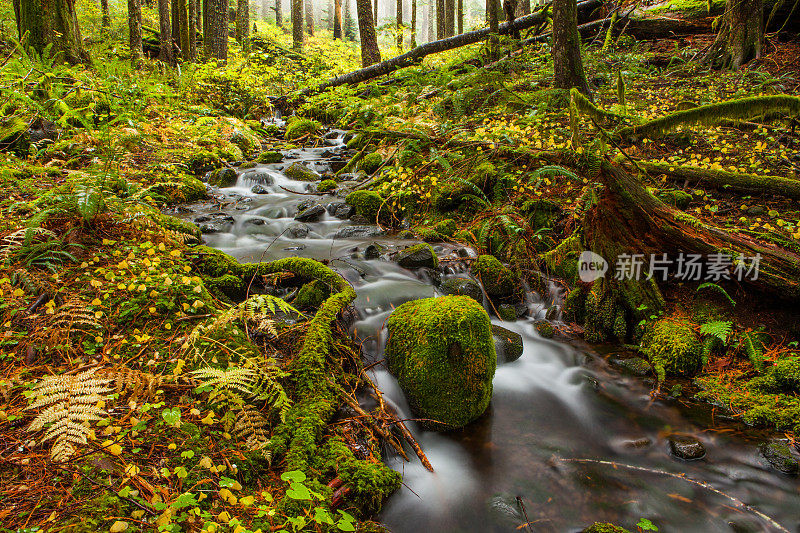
[
  {"xmin": 302, "ymin": 0, "xmax": 604, "ymax": 96},
  {"xmin": 622, "ymin": 16, "xmax": 713, "ymax": 39}
]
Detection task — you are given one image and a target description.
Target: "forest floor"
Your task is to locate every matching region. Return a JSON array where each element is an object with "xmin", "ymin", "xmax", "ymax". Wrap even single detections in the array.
[{"xmin": 1, "ymin": 9, "xmax": 800, "ymax": 533}]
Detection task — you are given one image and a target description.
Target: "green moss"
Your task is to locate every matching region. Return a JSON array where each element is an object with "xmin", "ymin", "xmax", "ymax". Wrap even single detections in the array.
[
  {"xmin": 138, "ymin": 174, "xmax": 208, "ymax": 204},
  {"xmin": 345, "ymin": 190, "xmax": 384, "ymax": 221},
  {"xmin": 284, "ymin": 162, "xmax": 319, "ymax": 181},
  {"xmin": 187, "ymin": 149, "xmax": 221, "ymax": 174},
  {"xmin": 414, "ymin": 226, "xmax": 443, "ymax": 242},
  {"xmin": 385, "ymin": 296, "xmax": 496, "ymax": 429},
  {"xmin": 294, "ymin": 280, "xmax": 328, "ymax": 309},
  {"xmin": 158, "ymin": 214, "xmax": 202, "ymax": 241},
  {"xmin": 453, "ymin": 229, "xmax": 474, "ymax": 242},
  {"xmin": 433, "ymin": 218, "xmax": 457, "ymax": 237},
  {"xmin": 750, "ymin": 357, "xmax": 800, "ymax": 394},
  {"xmin": 472, "ymin": 255, "xmax": 516, "ymax": 298},
  {"xmin": 204, "ymin": 274, "xmax": 246, "ymax": 302},
  {"xmin": 317, "ymin": 179, "xmax": 337, "ymax": 192},
  {"xmin": 582, "ymin": 523, "xmax": 631, "ymax": 533},
  {"xmin": 396, "ymin": 243, "xmax": 438, "ymax": 269},
  {"xmin": 285, "ymin": 118, "xmax": 320, "ymax": 140},
  {"xmin": 497, "ymin": 304, "xmax": 517, "ymax": 321},
  {"xmin": 208, "ymin": 167, "xmax": 238, "ymax": 187},
  {"xmin": 257, "ymin": 150, "xmax": 283, "ymax": 164},
  {"xmin": 358, "ymin": 152, "xmax": 384, "ymax": 174},
  {"xmin": 641, "ymin": 316, "xmax": 703, "ymax": 385},
  {"xmin": 214, "ymin": 141, "xmax": 244, "ymax": 162},
  {"xmin": 230, "ymin": 129, "xmax": 261, "ymax": 159},
  {"xmin": 535, "ymin": 321, "xmax": 555, "ymax": 338},
  {"xmin": 0, "ymin": 116, "xmax": 30, "ymax": 156},
  {"xmin": 657, "ymin": 189, "xmax": 693, "ymax": 209}
]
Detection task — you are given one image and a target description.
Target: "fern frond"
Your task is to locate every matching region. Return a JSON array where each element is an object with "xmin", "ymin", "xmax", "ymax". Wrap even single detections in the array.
[
  {"xmin": 697, "ymin": 282, "xmax": 736, "ymax": 307},
  {"xmin": 699, "ymin": 320, "xmax": 733, "ymax": 344},
  {"xmin": 26, "ymin": 368, "xmax": 113, "ymax": 462},
  {"xmin": 739, "ymin": 331, "xmax": 765, "ymax": 372},
  {"xmin": 233, "ymin": 404, "xmax": 271, "ymax": 461}
]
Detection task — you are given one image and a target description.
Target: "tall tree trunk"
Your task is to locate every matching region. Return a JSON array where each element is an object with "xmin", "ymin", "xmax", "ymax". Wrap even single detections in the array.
[
  {"xmin": 101, "ymin": 0, "xmax": 111, "ymax": 30},
  {"xmin": 188, "ymin": 0, "xmax": 197, "ymax": 59},
  {"xmin": 196, "ymin": 0, "xmax": 201, "ymax": 36},
  {"xmin": 128, "ymin": 0, "xmax": 143, "ymax": 63},
  {"xmin": 276, "ymin": 0, "xmax": 283, "ymax": 27},
  {"xmin": 457, "ymin": 0, "xmax": 462, "ymax": 34},
  {"xmin": 411, "ymin": 0, "xmax": 417, "ymax": 46},
  {"xmin": 158, "ymin": 0, "xmax": 175, "ymax": 63},
  {"xmin": 373, "ymin": 0, "xmax": 378, "ymax": 26},
  {"xmin": 12, "ymin": 0, "xmax": 89, "ymax": 64},
  {"xmin": 178, "ymin": 0, "xmax": 190, "ymax": 58},
  {"xmin": 488, "ymin": 0, "xmax": 499, "ymax": 58},
  {"xmin": 306, "ymin": 0, "xmax": 314, "ymax": 35},
  {"xmin": 356, "ymin": 0, "xmax": 380, "ymax": 65},
  {"xmin": 334, "ymin": 0, "xmax": 342, "ymax": 38},
  {"xmin": 206, "ymin": 0, "xmax": 228, "ymax": 60},
  {"xmin": 344, "ymin": 0, "xmax": 354, "ymax": 39},
  {"xmin": 397, "ymin": 0, "xmax": 403, "ymax": 49},
  {"xmin": 327, "ymin": 0, "xmax": 333, "ymax": 30},
  {"xmin": 237, "ymin": 0, "xmax": 250, "ymax": 47},
  {"xmin": 519, "ymin": 0, "xmax": 529, "ymax": 15},
  {"xmin": 445, "ymin": 0, "xmax": 454, "ymax": 36},
  {"xmin": 292, "ymin": 0, "xmax": 303, "ymax": 50},
  {"xmin": 436, "ymin": 0, "xmax": 445, "ymax": 38},
  {"xmin": 503, "ymin": 0, "xmax": 518, "ymax": 38},
  {"xmin": 704, "ymin": 0, "xmax": 763, "ymax": 69},
  {"xmin": 552, "ymin": 0, "xmax": 591, "ymax": 96},
  {"xmin": 203, "ymin": 0, "xmax": 210, "ymax": 56}
]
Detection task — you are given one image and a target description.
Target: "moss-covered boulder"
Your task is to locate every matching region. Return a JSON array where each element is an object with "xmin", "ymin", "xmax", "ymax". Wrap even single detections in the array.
[
  {"xmin": 187, "ymin": 149, "xmax": 222, "ymax": 175},
  {"xmin": 395, "ymin": 243, "xmax": 438, "ymax": 269},
  {"xmin": 317, "ymin": 179, "xmax": 337, "ymax": 193},
  {"xmin": 0, "ymin": 116, "xmax": 30, "ymax": 156},
  {"xmin": 640, "ymin": 316, "xmax": 703, "ymax": 385},
  {"xmin": 657, "ymin": 189, "xmax": 693, "ymax": 209},
  {"xmin": 208, "ymin": 167, "xmax": 238, "ymax": 187},
  {"xmin": 284, "ymin": 118, "xmax": 320, "ymax": 140},
  {"xmin": 385, "ymin": 296, "xmax": 496, "ymax": 429},
  {"xmin": 472, "ymin": 255, "xmax": 516, "ymax": 298},
  {"xmin": 230, "ymin": 129, "xmax": 261, "ymax": 159},
  {"xmin": 158, "ymin": 214, "xmax": 202, "ymax": 242},
  {"xmin": 759, "ymin": 440, "xmax": 799, "ymax": 475},
  {"xmin": 358, "ymin": 152, "xmax": 384, "ymax": 174},
  {"xmin": 345, "ymin": 190, "xmax": 383, "ymax": 221},
  {"xmin": 294, "ymin": 280, "xmax": 328, "ymax": 309},
  {"xmin": 581, "ymin": 524, "xmax": 631, "ymax": 533},
  {"xmin": 535, "ymin": 320, "xmax": 555, "ymax": 339},
  {"xmin": 413, "ymin": 226, "xmax": 443, "ymax": 242},
  {"xmin": 433, "ymin": 218, "xmax": 457, "ymax": 237},
  {"xmin": 440, "ymin": 277, "xmax": 482, "ymax": 302},
  {"xmin": 257, "ymin": 150, "xmax": 283, "ymax": 164},
  {"xmin": 284, "ymin": 162, "xmax": 319, "ymax": 181},
  {"xmin": 492, "ymin": 324, "xmax": 523, "ymax": 362}
]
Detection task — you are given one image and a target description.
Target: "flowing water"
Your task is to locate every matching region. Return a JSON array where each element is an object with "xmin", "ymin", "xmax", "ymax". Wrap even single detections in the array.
[{"xmin": 175, "ymin": 130, "xmax": 800, "ymax": 533}]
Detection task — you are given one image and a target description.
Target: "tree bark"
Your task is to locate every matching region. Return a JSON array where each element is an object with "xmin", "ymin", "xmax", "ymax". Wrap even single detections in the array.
[
  {"xmin": 488, "ymin": 0, "xmax": 500, "ymax": 58},
  {"xmin": 520, "ymin": 0, "xmax": 529, "ymax": 15},
  {"xmin": 445, "ymin": 0, "xmax": 455, "ymax": 36},
  {"xmin": 397, "ymin": 0, "xmax": 404, "ymax": 48},
  {"xmin": 128, "ymin": 0, "xmax": 144, "ymax": 63},
  {"xmin": 552, "ymin": 0, "xmax": 591, "ymax": 96},
  {"xmin": 503, "ymin": 0, "xmax": 519, "ymax": 38},
  {"xmin": 101, "ymin": 0, "xmax": 111, "ymax": 30},
  {"xmin": 12, "ymin": 0, "xmax": 89, "ymax": 64},
  {"xmin": 356, "ymin": 0, "xmax": 381, "ymax": 64},
  {"xmin": 344, "ymin": 0, "xmax": 355, "ymax": 39},
  {"xmin": 334, "ymin": 0, "xmax": 342, "ymax": 38},
  {"xmin": 276, "ymin": 0, "xmax": 283, "ymax": 27},
  {"xmin": 437, "ymin": 0, "xmax": 445, "ymax": 38},
  {"xmin": 188, "ymin": 0, "xmax": 197, "ymax": 59},
  {"xmin": 373, "ymin": 0, "xmax": 378, "ymax": 26},
  {"xmin": 158, "ymin": 0, "xmax": 175, "ymax": 63},
  {"xmin": 237, "ymin": 0, "xmax": 250, "ymax": 49},
  {"xmin": 178, "ymin": 0, "xmax": 190, "ymax": 58},
  {"xmin": 205, "ymin": 0, "xmax": 228, "ymax": 60},
  {"xmin": 704, "ymin": 0, "xmax": 764, "ymax": 69},
  {"xmin": 292, "ymin": 0, "xmax": 303, "ymax": 50},
  {"xmin": 306, "ymin": 0, "xmax": 314, "ymax": 35},
  {"xmin": 411, "ymin": 0, "xmax": 417, "ymax": 46},
  {"xmin": 457, "ymin": 0, "xmax": 463, "ymax": 34}
]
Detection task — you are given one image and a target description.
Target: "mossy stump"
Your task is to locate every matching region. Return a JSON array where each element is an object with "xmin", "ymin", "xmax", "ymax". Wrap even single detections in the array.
[{"xmin": 385, "ymin": 296, "xmax": 496, "ymax": 429}]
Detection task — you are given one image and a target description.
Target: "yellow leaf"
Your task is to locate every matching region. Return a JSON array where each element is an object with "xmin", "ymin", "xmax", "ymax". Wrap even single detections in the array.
[{"xmin": 109, "ymin": 521, "xmax": 128, "ymax": 533}]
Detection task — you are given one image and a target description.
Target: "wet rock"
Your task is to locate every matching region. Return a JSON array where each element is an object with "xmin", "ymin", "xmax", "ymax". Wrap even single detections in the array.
[
  {"xmin": 747, "ymin": 206, "xmax": 766, "ymax": 216},
  {"xmin": 440, "ymin": 277, "xmax": 483, "ymax": 303},
  {"xmin": 200, "ymin": 223, "xmax": 223, "ymax": 234},
  {"xmin": 284, "ymin": 162, "xmax": 320, "ymax": 181},
  {"xmin": 294, "ymin": 203, "xmax": 326, "ymax": 222},
  {"xmin": 622, "ymin": 438, "xmax": 652, "ymax": 449},
  {"xmin": 416, "ymin": 267, "xmax": 441, "ymax": 287},
  {"xmin": 456, "ymin": 247, "xmax": 471, "ymax": 258},
  {"xmin": 349, "ymin": 214, "xmax": 369, "ymax": 225},
  {"xmin": 251, "ymin": 184, "xmax": 269, "ymax": 194},
  {"xmin": 333, "ymin": 225, "xmax": 384, "ymax": 240},
  {"xmin": 472, "ymin": 255, "xmax": 517, "ymax": 298},
  {"xmin": 534, "ymin": 320, "xmax": 555, "ymax": 339},
  {"xmin": 256, "ymin": 150, "xmax": 283, "ymax": 164},
  {"xmin": 285, "ymin": 223, "xmax": 310, "ymax": 239},
  {"xmin": 241, "ymin": 171, "xmax": 274, "ymax": 185},
  {"xmin": 492, "ymin": 324, "xmax": 523, "ymax": 363},
  {"xmin": 364, "ymin": 243, "xmax": 384, "ymax": 260},
  {"xmin": 395, "ymin": 243, "xmax": 438, "ymax": 269},
  {"xmin": 609, "ymin": 356, "xmax": 652, "ymax": 377},
  {"xmin": 668, "ymin": 434, "xmax": 706, "ymax": 460},
  {"xmin": 327, "ymin": 202, "xmax": 354, "ymax": 219},
  {"xmin": 208, "ymin": 167, "xmax": 238, "ymax": 187},
  {"xmin": 759, "ymin": 441, "xmax": 799, "ymax": 475},
  {"xmin": 545, "ymin": 305, "xmax": 560, "ymax": 320},
  {"xmin": 487, "ymin": 495, "xmax": 523, "ymax": 527},
  {"xmin": 194, "ymin": 215, "xmax": 211, "ymax": 223}
]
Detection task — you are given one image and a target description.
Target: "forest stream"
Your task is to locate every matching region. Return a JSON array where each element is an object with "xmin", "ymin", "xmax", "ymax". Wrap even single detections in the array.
[{"xmin": 174, "ymin": 128, "xmax": 800, "ymax": 533}]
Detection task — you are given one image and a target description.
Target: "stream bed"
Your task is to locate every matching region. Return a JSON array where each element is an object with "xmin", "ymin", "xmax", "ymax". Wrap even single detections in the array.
[{"xmin": 174, "ymin": 131, "xmax": 800, "ymax": 533}]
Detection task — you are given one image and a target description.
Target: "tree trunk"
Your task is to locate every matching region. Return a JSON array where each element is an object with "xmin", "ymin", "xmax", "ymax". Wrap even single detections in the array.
[
  {"xmin": 704, "ymin": 0, "xmax": 763, "ymax": 69},
  {"xmin": 276, "ymin": 0, "xmax": 283, "ymax": 27},
  {"xmin": 457, "ymin": 0, "xmax": 463, "ymax": 34},
  {"xmin": 128, "ymin": 0, "xmax": 144, "ymax": 63},
  {"xmin": 436, "ymin": 0, "xmax": 445, "ymax": 38},
  {"xmin": 411, "ymin": 0, "xmax": 417, "ymax": 46},
  {"xmin": 203, "ymin": 0, "xmax": 209, "ymax": 56},
  {"xmin": 12, "ymin": 0, "xmax": 89, "ymax": 64},
  {"xmin": 188, "ymin": 0, "xmax": 197, "ymax": 59},
  {"xmin": 488, "ymin": 0, "xmax": 500, "ymax": 58},
  {"xmin": 206, "ymin": 0, "xmax": 228, "ymax": 60},
  {"xmin": 397, "ymin": 0, "xmax": 404, "ymax": 48},
  {"xmin": 293, "ymin": 0, "xmax": 303, "ymax": 49},
  {"xmin": 101, "ymin": 0, "xmax": 111, "ymax": 30},
  {"xmin": 158, "ymin": 0, "xmax": 175, "ymax": 63},
  {"xmin": 503, "ymin": 0, "xmax": 519, "ymax": 38},
  {"xmin": 373, "ymin": 0, "xmax": 378, "ymax": 26},
  {"xmin": 356, "ymin": 0, "xmax": 381, "ymax": 64},
  {"xmin": 237, "ymin": 0, "xmax": 250, "ymax": 49},
  {"xmin": 178, "ymin": 0, "xmax": 190, "ymax": 58},
  {"xmin": 344, "ymin": 0, "xmax": 355, "ymax": 39},
  {"xmin": 445, "ymin": 0, "xmax": 455, "ymax": 36},
  {"xmin": 552, "ymin": 0, "xmax": 591, "ymax": 96},
  {"xmin": 334, "ymin": 0, "xmax": 342, "ymax": 38},
  {"xmin": 306, "ymin": 0, "xmax": 314, "ymax": 35}
]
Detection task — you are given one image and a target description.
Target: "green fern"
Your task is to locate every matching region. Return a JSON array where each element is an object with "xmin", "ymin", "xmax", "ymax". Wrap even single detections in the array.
[
  {"xmin": 739, "ymin": 331, "xmax": 765, "ymax": 373},
  {"xmin": 697, "ymin": 282, "xmax": 736, "ymax": 307},
  {"xmin": 699, "ymin": 320, "xmax": 733, "ymax": 344}
]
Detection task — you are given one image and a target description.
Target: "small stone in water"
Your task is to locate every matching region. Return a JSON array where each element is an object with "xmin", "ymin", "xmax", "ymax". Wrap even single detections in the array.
[
  {"xmin": 759, "ymin": 441, "xmax": 799, "ymax": 475},
  {"xmin": 668, "ymin": 434, "xmax": 706, "ymax": 460}
]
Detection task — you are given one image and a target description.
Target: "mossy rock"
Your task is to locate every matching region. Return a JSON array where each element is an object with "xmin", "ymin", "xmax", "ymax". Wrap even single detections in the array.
[
  {"xmin": 192, "ymin": 245, "xmax": 243, "ymax": 278},
  {"xmin": 317, "ymin": 179, "xmax": 337, "ymax": 193},
  {"xmin": 472, "ymin": 255, "xmax": 516, "ymax": 298},
  {"xmin": 230, "ymin": 129, "xmax": 261, "ymax": 159},
  {"xmin": 285, "ymin": 118, "xmax": 320, "ymax": 140},
  {"xmin": 358, "ymin": 152, "xmax": 384, "ymax": 174},
  {"xmin": 535, "ymin": 320, "xmax": 555, "ymax": 338},
  {"xmin": 346, "ymin": 133, "xmax": 368, "ymax": 150},
  {"xmin": 440, "ymin": 277, "xmax": 482, "ymax": 303},
  {"xmin": 492, "ymin": 324, "xmax": 523, "ymax": 362},
  {"xmin": 759, "ymin": 440, "xmax": 799, "ymax": 475},
  {"xmin": 284, "ymin": 162, "xmax": 319, "ymax": 181},
  {"xmin": 433, "ymin": 218, "xmax": 457, "ymax": 237},
  {"xmin": 158, "ymin": 214, "xmax": 202, "ymax": 242},
  {"xmin": 294, "ymin": 280, "xmax": 329, "ymax": 309},
  {"xmin": 187, "ymin": 149, "xmax": 222, "ymax": 175},
  {"xmin": 257, "ymin": 150, "xmax": 283, "ymax": 164},
  {"xmin": 204, "ymin": 274, "xmax": 246, "ymax": 302},
  {"xmin": 581, "ymin": 524, "xmax": 631, "ymax": 533},
  {"xmin": 497, "ymin": 305, "xmax": 517, "ymax": 321},
  {"xmin": 395, "ymin": 243, "xmax": 438, "ymax": 269},
  {"xmin": 640, "ymin": 316, "xmax": 703, "ymax": 385},
  {"xmin": 208, "ymin": 167, "xmax": 238, "ymax": 187},
  {"xmin": 521, "ymin": 199, "xmax": 564, "ymax": 231},
  {"xmin": 657, "ymin": 189, "xmax": 693, "ymax": 210},
  {"xmin": 414, "ymin": 226, "xmax": 443, "ymax": 242},
  {"xmin": 345, "ymin": 190, "xmax": 384, "ymax": 221},
  {"xmin": 0, "ymin": 116, "xmax": 30, "ymax": 156},
  {"xmin": 214, "ymin": 141, "xmax": 244, "ymax": 162},
  {"xmin": 385, "ymin": 296, "xmax": 496, "ymax": 429},
  {"xmin": 750, "ymin": 357, "xmax": 800, "ymax": 394}
]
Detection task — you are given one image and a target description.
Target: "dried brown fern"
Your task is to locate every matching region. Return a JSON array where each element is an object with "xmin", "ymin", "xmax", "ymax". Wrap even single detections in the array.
[
  {"xmin": 233, "ymin": 404, "xmax": 271, "ymax": 461},
  {"xmin": 26, "ymin": 368, "xmax": 113, "ymax": 462}
]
